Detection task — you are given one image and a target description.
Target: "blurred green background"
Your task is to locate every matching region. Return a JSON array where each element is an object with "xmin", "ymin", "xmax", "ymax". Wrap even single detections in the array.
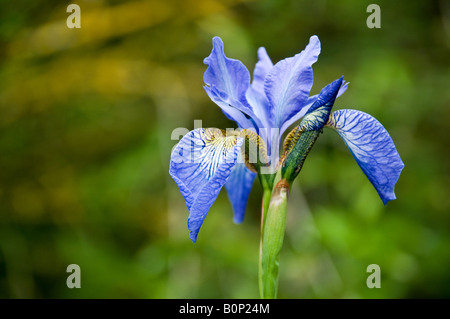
[{"xmin": 0, "ymin": 0, "xmax": 449, "ymax": 298}]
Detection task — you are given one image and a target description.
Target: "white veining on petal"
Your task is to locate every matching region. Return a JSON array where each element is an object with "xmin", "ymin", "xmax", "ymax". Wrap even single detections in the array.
[{"xmin": 169, "ymin": 128, "xmax": 243, "ymax": 241}]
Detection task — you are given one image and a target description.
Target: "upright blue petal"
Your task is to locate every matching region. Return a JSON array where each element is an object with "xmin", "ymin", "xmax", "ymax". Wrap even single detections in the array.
[
  {"xmin": 169, "ymin": 128, "xmax": 243, "ymax": 242},
  {"xmin": 326, "ymin": 110, "xmax": 404, "ymax": 205},
  {"xmin": 225, "ymin": 159, "xmax": 257, "ymax": 224},
  {"xmin": 203, "ymin": 37, "xmax": 263, "ymax": 129},
  {"xmin": 204, "ymin": 37, "xmax": 250, "ymax": 108},
  {"xmin": 246, "ymin": 47, "xmax": 274, "ymax": 130},
  {"xmin": 264, "ymin": 35, "xmax": 321, "ymax": 135},
  {"xmin": 252, "ymin": 47, "xmax": 274, "ymax": 96},
  {"xmin": 338, "ymin": 81, "xmax": 349, "ymax": 97}
]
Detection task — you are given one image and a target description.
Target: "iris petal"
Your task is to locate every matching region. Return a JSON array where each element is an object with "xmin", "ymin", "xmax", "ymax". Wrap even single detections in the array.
[
  {"xmin": 264, "ymin": 35, "xmax": 321, "ymax": 134},
  {"xmin": 169, "ymin": 128, "xmax": 243, "ymax": 242},
  {"xmin": 225, "ymin": 159, "xmax": 257, "ymax": 224},
  {"xmin": 326, "ymin": 110, "xmax": 404, "ymax": 205},
  {"xmin": 247, "ymin": 47, "xmax": 274, "ymax": 129},
  {"xmin": 204, "ymin": 37, "xmax": 262, "ymax": 129},
  {"xmin": 252, "ymin": 47, "xmax": 274, "ymax": 96},
  {"xmin": 204, "ymin": 85, "xmax": 256, "ymax": 130}
]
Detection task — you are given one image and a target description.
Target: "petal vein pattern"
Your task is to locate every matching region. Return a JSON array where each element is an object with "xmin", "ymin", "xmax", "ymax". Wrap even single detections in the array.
[
  {"xmin": 169, "ymin": 128, "xmax": 243, "ymax": 242},
  {"xmin": 326, "ymin": 110, "xmax": 404, "ymax": 204}
]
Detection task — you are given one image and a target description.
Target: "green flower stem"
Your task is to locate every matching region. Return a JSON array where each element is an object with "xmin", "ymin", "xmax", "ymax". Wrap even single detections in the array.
[
  {"xmin": 258, "ymin": 173, "xmax": 275, "ymax": 227},
  {"xmin": 258, "ymin": 172, "xmax": 274, "ymax": 299},
  {"xmin": 260, "ymin": 170, "xmax": 289, "ymax": 299},
  {"xmin": 259, "ymin": 187, "xmax": 272, "ymax": 298},
  {"xmin": 261, "ymin": 188, "xmax": 272, "ymax": 227}
]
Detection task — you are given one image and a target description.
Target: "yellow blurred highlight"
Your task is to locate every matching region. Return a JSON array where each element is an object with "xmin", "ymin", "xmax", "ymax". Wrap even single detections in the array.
[
  {"xmin": 0, "ymin": 56, "xmax": 195, "ymax": 125},
  {"xmin": 1, "ymin": 0, "xmax": 253, "ymax": 125},
  {"xmin": 8, "ymin": 0, "xmax": 250, "ymax": 59}
]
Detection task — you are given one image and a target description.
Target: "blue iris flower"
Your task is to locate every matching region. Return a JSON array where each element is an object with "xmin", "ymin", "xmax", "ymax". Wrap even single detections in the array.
[{"xmin": 169, "ymin": 36, "xmax": 403, "ymax": 242}]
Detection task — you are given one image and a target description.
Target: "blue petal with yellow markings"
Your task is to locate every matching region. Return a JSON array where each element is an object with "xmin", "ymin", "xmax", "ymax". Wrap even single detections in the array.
[
  {"xmin": 264, "ymin": 36, "xmax": 321, "ymax": 135},
  {"xmin": 326, "ymin": 110, "xmax": 404, "ymax": 205},
  {"xmin": 225, "ymin": 159, "xmax": 257, "ymax": 224},
  {"xmin": 169, "ymin": 128, "xmax": 243, "ymax": 242}
]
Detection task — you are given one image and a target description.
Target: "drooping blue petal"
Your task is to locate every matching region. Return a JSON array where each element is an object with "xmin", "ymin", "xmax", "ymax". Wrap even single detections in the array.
[
  {"xmin": 264, "ymin": 35, "xmax": 321, "ymax": 134},
  {"xmin": 326, "ymin": 110, "xmax": 404, "ymax": 205},
  {"xmin": 280, "ymin": 80, "xmax": 349, "ymax": 138},
  {"xmin": 203, "ymin": 37, "xmax": 264, "ymax": 130},
  {"xmin": 224, "ymin": 158, "xmax": 257, "ymax": 224},
  {"xmin": 169, "ymin": 128, "xmax": 243, "ymax": 242}
]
